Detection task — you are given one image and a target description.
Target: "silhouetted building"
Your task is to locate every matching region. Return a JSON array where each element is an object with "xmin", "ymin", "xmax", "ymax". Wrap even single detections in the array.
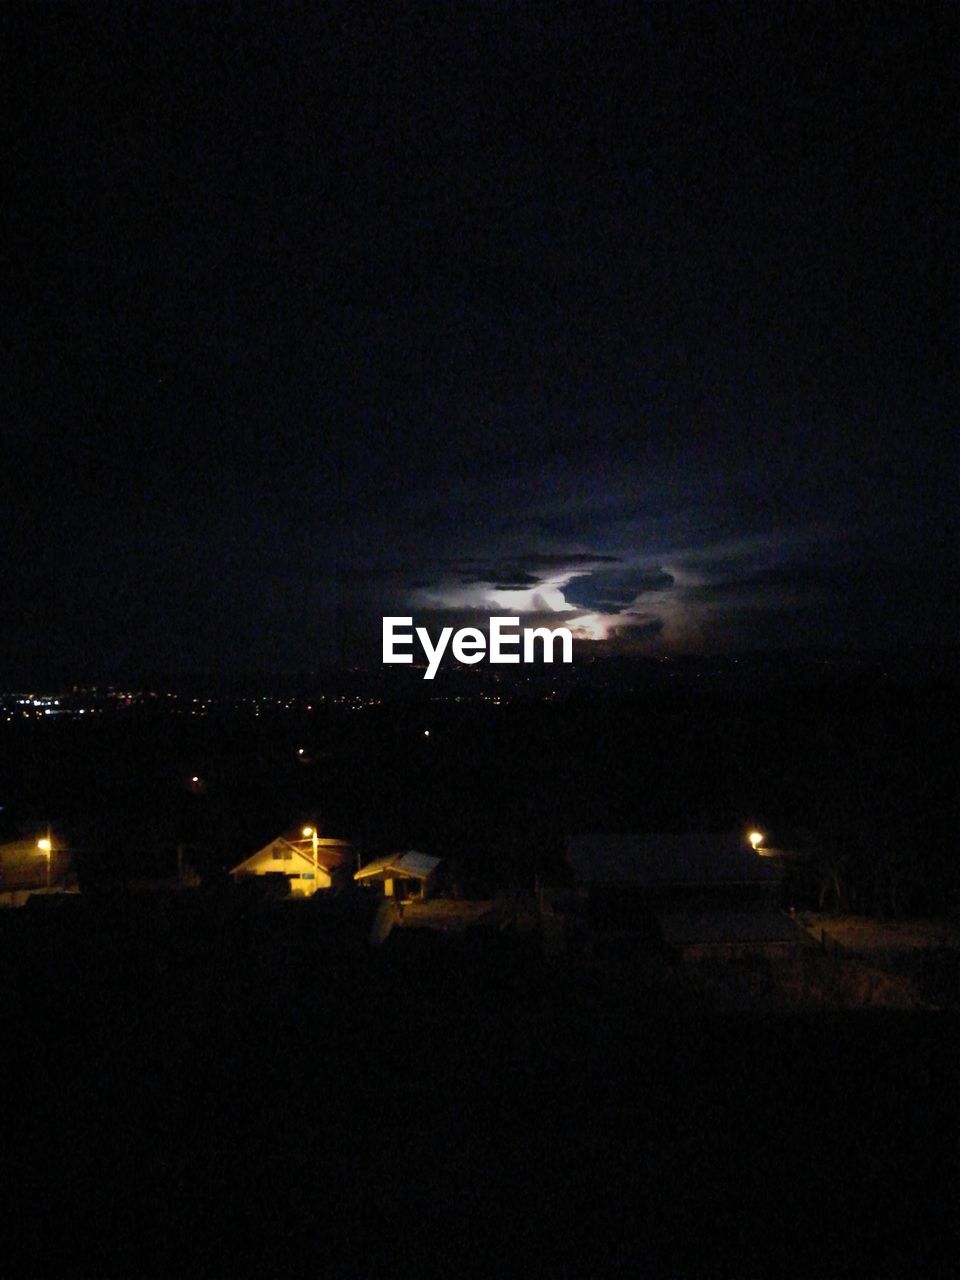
[
  {"xmin": 567, "ymin": 832, "xmax": 783, "ymax": 907},
  {"xmin": 565, "ymin": 831, "xmax": 792, "ymax": 945}
]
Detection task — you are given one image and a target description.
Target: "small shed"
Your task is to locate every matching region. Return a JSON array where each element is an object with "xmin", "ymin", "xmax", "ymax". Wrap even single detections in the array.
[
  {"xmin": 354, "ymin": 850, "xmax": 441, "ymax": 901},
  {"xmin": 231, "ymin": 830, "xmax": 353, "ymax": 896}
]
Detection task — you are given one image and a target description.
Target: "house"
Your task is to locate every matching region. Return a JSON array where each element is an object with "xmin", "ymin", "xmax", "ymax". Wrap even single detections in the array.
[
  {"xmin": 566, "ymin": 831, "xmax": 784, "ymax": 908},
  {"xmin": 230, "ymin": 829, "xmax": 354, "ymax": 896},
  {"xmin": 564, "ymin": 831, "xmax": 792, "ymax": 946},
  {"xmin": 0, "ymin": 831, "xmax": 72, "ymax": 906},
  {"xmin": 354, "ymin": 850, "xmax": 442, "ymax": 901}
]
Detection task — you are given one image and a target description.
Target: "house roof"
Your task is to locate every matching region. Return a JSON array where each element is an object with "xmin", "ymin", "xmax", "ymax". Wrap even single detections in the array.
[
  {"xmin": 566, "ymin": 832, "xmax": 782, "ymax": 888},
  {"xmin": 353, "ymin": 855, "xmax": 393, "ymax": 881},
  {"xmin": 231, "ymin": 832, "xmax": 353, "ymax": 876},
  {"xmin": 274, "ymin": 828, "xmax": 353, "ymax": 856},
  {"xmin": 354, "ymin": 850, "xmax": 441, "ymax": 883}
]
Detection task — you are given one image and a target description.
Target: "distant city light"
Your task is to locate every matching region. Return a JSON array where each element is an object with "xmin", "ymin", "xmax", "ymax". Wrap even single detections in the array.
[
  {"xmin": 748, "ymin": 830, "xmax": 764, "ymax": 850},
  {"xmin": 37, "ymin": 838, "xmax": 52, "ymax": 852}
]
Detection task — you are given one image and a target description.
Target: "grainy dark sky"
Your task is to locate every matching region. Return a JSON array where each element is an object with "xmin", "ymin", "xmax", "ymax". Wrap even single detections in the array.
[{"xmin": 3, "ymin": 2, "xmax": 955, "ymax": 678}]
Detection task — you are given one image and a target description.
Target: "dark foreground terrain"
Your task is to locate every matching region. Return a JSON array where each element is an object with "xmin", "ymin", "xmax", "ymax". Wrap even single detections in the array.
[{"xmin": 2, "ymin": 893, "xmax": 956, "ymax": 1279}]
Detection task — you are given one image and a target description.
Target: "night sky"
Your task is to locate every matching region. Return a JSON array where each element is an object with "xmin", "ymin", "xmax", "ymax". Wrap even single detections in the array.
[{"xmin": 4, "ymin": 3, "xmax": 956, "ymax": 679}]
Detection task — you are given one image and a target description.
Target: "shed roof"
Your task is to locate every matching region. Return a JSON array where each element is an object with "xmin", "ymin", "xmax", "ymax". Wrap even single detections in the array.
[
  {"xmin": 353, "ymin": 855, "xmax": 393, "ymax": 881},
  {"xmin": 354, "ymin": 850, "xmax": 441, "ymax": 883},
  {"xmin": 567, "ymin": 832, "xmax": 782, "ymax": 887}
]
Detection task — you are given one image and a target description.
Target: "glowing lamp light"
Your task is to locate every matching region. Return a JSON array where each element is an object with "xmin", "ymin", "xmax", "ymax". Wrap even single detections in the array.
[
  {"xmin": 748, "ymin": 831, "xmax": 765, "ymax": 850},
  {"xmin": 301, "ymin": 825, "xmax": 321, "ymax": 896},
  {"xmin": 37, "ymin": 835, "xmax": 53, "ymax": 889}
]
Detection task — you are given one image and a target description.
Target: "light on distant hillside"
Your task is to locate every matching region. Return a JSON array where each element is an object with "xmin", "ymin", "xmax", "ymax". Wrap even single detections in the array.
[{"xmin": 748, "ymin": 831, "xmax": 764, "ymax": 850}]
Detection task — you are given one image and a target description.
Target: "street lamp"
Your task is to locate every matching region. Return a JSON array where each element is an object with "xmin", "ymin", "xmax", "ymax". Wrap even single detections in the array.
[
  {"xmin": 302, "ymin": 825, "xmax": 320, "ymax": 894},
  {"xmin": 37, "ymin": 833, "xmax": 52, "ymax": 889},
  {"xmin": 748, "ymin": 830, "xmax": 765, "ymax": 851}
]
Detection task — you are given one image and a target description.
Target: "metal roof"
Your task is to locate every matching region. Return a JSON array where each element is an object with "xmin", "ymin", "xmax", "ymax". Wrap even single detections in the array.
[
  {"xmin": 393, "ymin": 850, "xmax": 441, "ymax": 879},
  {"xmin": 567, "ymin": 832, "xmax": 782, "ymax": 887},
  {"xmin": 354, "ymin": 850, "xmax": 441, "ymax": 882},
  {"xmin": 353, "ymin": 855, "xmax": 394, "ymax": 881}
]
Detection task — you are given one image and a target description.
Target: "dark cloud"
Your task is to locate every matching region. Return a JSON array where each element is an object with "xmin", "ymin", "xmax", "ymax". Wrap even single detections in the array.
[
  {"xmin": 2, "ymin": 4, "xmax": 953, "ymax": 678},
  {"xmin": 565, "ymin": 567, "xmax": 676, "ymax": 613},
  {"xmin": 612, "ymin": 617, "xmax": 665, "ymax": 641},
  {"xmin": 392, "ymin": 605, "xmax": 581, "ymax": 636},
  {"xmin": 455, "ymin": 570, "xmax": 542, "ymax": 590},
  {"xmin": 491, "ymin": 575, "xmax": 541, "ymax": 591},
  {"xmin": 682, "ymin": 560, "xmax": 852, "ymax": 603},
  {"xmin": 443, "ymin": 552, "xmax": 621, "ymax": 592}
]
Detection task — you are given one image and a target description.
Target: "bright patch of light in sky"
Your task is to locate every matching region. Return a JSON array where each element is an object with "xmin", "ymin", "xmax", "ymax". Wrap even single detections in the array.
[
  {"xmin": 566, "ymin": 613, "xmax": 606, "ymax": 640},
  {"xmin": 488, "ymin": 578, "xmax": 571, "ymax": 613},
  {"xmin": 409, "ymin": 569, "xmax": 618, "ymax": 641}
]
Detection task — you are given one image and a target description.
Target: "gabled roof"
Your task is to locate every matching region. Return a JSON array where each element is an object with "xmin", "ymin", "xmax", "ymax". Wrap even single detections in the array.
[
  {"xmin": 353, "ymin": 855, "xmax": 394, "ymax": 881},
  {"xmin": 567, "ymin": 832, "xmax": 782, "ymax": 888},
  {"xmin": 231, "ymin": 832, "xmax": 352, "ymax": 876},
  {"xmin": 273, "ymin": 828, "xmax": 353, "ymax": 860},
  {"xmin": 354, "ymin": 850, "xmax": 441, "ymax": 883},
  {"xmin": 393, "ymin": 850, "xmax": 441, "ymax": 879}
]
